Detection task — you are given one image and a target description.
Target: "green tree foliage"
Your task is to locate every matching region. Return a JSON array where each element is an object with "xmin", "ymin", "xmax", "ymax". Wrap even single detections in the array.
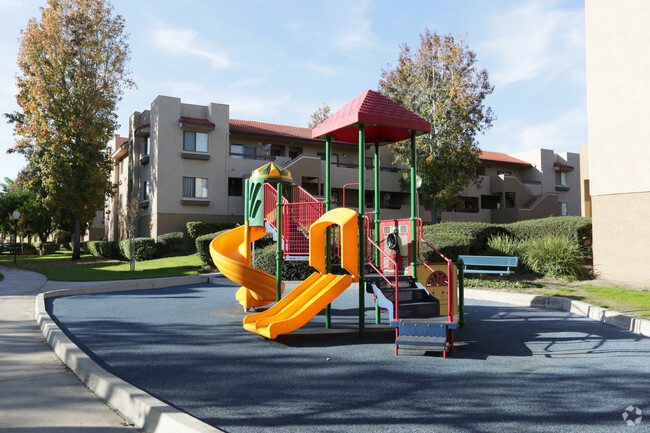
[
  {"xmin": 379, "ymin": 29, "xmax": 495, "ymax": 222},
  {"xmin": 0, "ymin": 176, "xmax": 55, "ymax": 242},
  {"xmin": 307, "ymin": 103, "xmax": 332, "ymax": 129},
  {"xmin": 7, "ymin": 0, "xmax": 134, "ymax": 259}
]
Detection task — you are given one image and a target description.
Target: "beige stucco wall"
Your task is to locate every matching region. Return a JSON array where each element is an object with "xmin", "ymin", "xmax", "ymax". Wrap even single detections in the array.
[
  {"xmin": 586, "ymin": 0, "xmax": 650, "ymax": 283},
  {"xmin": 591, "ymin": 192, "xmax": 650, "ymax": 284},
  {"xmin": 586, "ymin": 1, "xmax": 650, "ymax": 196}
]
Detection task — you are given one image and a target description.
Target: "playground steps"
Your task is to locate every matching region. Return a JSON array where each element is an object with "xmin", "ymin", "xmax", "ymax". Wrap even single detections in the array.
[
  {"xmin": 365, "ymin": 274, "xmax": 456, "ymax": 357},
  {"xmin": 365, "ymin": 274, "xmax": 440, "ymax": 320}
]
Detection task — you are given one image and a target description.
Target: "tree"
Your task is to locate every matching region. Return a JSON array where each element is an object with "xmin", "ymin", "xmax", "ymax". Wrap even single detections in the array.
[
  {"xmin": 0, "ymin": 176, "xmax": 56, "ymax": 244},
  {"xmin": 379, "ymin": 29, "xmax": 495, "ymax": 223},
  {"xmin": 7, "ymin": 0, "xmax": 134, "ymax": 259},
  {"xmin": 308, "ymin": 103, "xmax": 332, "ymax": 129}
]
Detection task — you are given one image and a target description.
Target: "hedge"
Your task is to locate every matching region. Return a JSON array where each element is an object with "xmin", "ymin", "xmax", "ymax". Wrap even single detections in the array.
[
  {"xmin": 156, "ymin": 231, "xmax": 184, "ymax": 255},
  {"xmin": 187, "ymin": 221, "xmax": 238, "ymax": 242},
  {"xmin": 196, "ymin": 230, "xmax": 230, "ymax": 268},
  {"xmin": 253, "ymin": 244, "xmax": 316, "ymax": 281},
  {"xmin": 420, "ymin": 232, "xmax": 472, "ymax": 262},
  {"xmin": 119, "ymin": 237, "xmax": 157, "ymax": 261},
  {"xmin": 87, "ymin": 240, "xmax": 121, "ymax": 259},
  {"xmin": 421, "ymin": 222, "xmax": 508, "ymax": 255},
  {"xmin": 504, "ymin": 216, "xmax": 592, "ymax": 254},
  {"xmin": 68, "ymin": 241, "xmax": 90, "ymax": 254},
  {"xmin": 29, "ymin": 242, "xmax": 58, "ymax": 254}
]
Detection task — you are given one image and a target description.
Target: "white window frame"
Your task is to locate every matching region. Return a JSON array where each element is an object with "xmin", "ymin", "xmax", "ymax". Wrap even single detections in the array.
[
  {"xmin": 183, "ymin": 131, "xmax": 209, "ymax": 153},
  {"xmin": 182, "ymin": 177, "xmax": 208, "ymax": 199}
]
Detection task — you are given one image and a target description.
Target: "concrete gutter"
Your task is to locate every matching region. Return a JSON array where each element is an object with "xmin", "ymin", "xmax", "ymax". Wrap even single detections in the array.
[
  {"xmin": 35, "ymin": 275, "xmax": 226, "ymax": 433},
  {"xmin": 465, "ymin": 288, "xmax": 650, "ymax": 337}
]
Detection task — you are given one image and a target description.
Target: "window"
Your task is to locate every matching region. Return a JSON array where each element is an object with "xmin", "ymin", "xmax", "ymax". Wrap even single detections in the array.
[
  {"xmin": 555, "ymin": 171, "xmax": 567, "ymax": 186},
  {"xmin": 289, "ymin": 146, "xmax": 302, "ymax": 159},
  {"xmin": 228, "ymin": 177, "xmax": 243, "ymax": 197},
  {"xmin": 183, "ymin": 131, "xmax": 208, "ymax": 152},
  {"xmin": 143, "ymin": 137, "xmax": 150, "ymax": 155},
  {"xmin": 481, "ymin": 195, "xmax": 501, "ymax": 210},
  {"xmin": 230, "ymin": 144, "xmax": 256, "ymax": 159},
  {"xmin": 182, "ymin": 177, "xmax": 208, "ymax": 198},
  {"xmin": 497, "ymin": 170, "xmax": 512, "ymax": 176},
  {"xmin": 143, "ymin": 181, "xmax": 150, "ymax": 200},
  {"xmin": 269, "ymin": 145, "xmax": 285, "ymax": 157},
  {"xmin": 559, "ymin": 202, "xmax": 568, "ymax": 216}
]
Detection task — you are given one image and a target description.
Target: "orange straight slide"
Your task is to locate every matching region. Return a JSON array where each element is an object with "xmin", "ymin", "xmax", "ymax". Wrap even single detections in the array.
[
  {"xmin": 243, "ymin": 272, "xmax": 352, "ymax": 339},
  {"xmin": 209, "ymin": 225, "xmax": 283, "ymax": 308}
]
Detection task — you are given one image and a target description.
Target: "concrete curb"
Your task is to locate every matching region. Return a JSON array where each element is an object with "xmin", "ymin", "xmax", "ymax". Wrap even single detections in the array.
[
  {"xmin": 35, "ymin": 275, "xmax": 226, "ymax": 433},
  {"xmin": 465, "ymin": 288, "xmax": 650, "ymax": 337}
]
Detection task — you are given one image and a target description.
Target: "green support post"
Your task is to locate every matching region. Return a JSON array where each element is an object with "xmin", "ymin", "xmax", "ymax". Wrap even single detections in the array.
[
  {"xmin": 373, "ymin": 143, "xmax": 381, "ymax": 324},
  {"xmin": 276, "ymin": 183, "xmax": 283, "ymax": 302},
  {"xmin": 325, "ymin": 136, "xmax": 332, "ymax": 328},
  {"xmin": 458, "ymin": 258, "xmax": 465, "ymax": 327},
  {"xmin": 409, "ymin": 130, "xmax": 418, "ymax": 280},
  {"xmin": 358, "ymin": 125, "xmax": 365, "ymax": 338}
]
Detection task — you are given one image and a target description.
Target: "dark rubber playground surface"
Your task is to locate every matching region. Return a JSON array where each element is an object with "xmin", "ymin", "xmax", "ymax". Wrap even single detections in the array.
[{"xmin": 47, "ymin": 279, "xmax": 649, "ymax": 433}]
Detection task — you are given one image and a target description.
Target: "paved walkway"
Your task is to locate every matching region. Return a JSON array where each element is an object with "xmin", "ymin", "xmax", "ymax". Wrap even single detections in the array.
[{"xmin": 0, "ymin": 266, "xmax": 141, "ymax": 432}]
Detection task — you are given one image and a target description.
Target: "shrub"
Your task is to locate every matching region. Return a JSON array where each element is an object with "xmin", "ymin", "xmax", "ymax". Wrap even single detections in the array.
[
  {"xmin": 420, "ymin": 232, "xmax": 472, "ymax": 262},
  {"xmin": 422, "ymin": 222, "xmax": 509, "ymax": 255},
  {"xmin": 67, "ymin": 241, "xmax": 90, "ymax": 254},
  {"xmin": 187, "ymin": 221, "xmax": 238, "ymax": 242},
  {"xmin": 520, "ymin": 235, "xmax": 582, "ymax": 279},
  {"xmin": 119, "ymin": 237, "xmax": 157, "ymax": 261},
  {"xmin": 41, "ymin": 243, "xmax": 59, "ymax": 254},
  {"xmin": 196, "ymin": 230, "xmax": 230, "ymax": 269},
  {"xmin": 87, "ymin": 240, "xmax": 120, "ymax": 259},
  {"xmin": 486, "ymin": 234, "xmax": 523, "ymax": 257},
  {"xmin": 505, "ymin": 216, "xmax": 592, "ymax": 254},
  {"xmin": 253, "ymin": 244, "xmax": 316, "ymax": 281},
  {"xmin": 156, "ymin": 232, "xmax": 184, "ymax": 255}
]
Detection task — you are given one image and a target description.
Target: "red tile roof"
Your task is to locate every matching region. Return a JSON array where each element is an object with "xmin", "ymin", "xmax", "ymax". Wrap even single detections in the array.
[
  {"xmin": 479, "ymin": 151, "xmax": 532, "ymax": 168},
  {"xmin": 230, "ymin": 119, "xmax": 333, "ymax": 145},
  {"xmin": 312, "ymin": 90, "xmax": 431, "ymax": 144},
  {"xmin": 180, "ymin": 116, "xmax": 215, "ymax": 130},
  {"xmin": 553, "ymin": 161, "xmax": 574, "ymax": 171}
]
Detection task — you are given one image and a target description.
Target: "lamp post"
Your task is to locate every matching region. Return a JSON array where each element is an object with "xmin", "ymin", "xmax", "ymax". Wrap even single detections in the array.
[{"xmin": 12, "ymin": 210, "xmax": 21, "ymax": 264}]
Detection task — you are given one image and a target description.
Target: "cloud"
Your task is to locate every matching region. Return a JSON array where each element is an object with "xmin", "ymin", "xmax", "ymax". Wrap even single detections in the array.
[
  {"xmin": 150, "ymin": 22, "xmax": 231, "ymax": 70},
  {"xmin": 302, "ymin": 61, "xmax": 337, "ymax": 76},
  {"xmin": 483, "ymin": 105, "xmax": 586, "ymax": 155},
  {"xmin": 482, "ymin": 0, "xmax": 585, "ymax": 88}
]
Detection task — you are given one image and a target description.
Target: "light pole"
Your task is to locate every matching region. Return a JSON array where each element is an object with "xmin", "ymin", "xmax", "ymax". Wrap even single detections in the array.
[{"xmin": 12, "ymin": 210, "xmax": 21, "ymax": 264}]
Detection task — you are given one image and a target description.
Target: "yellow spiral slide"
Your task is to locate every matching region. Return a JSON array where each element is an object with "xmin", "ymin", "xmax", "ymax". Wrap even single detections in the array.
[{"xmin": 209, "ymin": 224, "xmax": 284, "ymax": 309}]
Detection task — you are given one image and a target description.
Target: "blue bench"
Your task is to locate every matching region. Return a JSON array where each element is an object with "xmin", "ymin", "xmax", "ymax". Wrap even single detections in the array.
[{"xmin": 457, "ymin": 255, "xmax": 518, "ymax": 276}]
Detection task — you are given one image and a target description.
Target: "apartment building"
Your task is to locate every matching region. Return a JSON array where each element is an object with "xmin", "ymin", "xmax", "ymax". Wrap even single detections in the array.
[
  {"xmin": 106, "ymin": 95, "xmax": 581, "ymax": 241},
  {"xmin": 584, "ymin": 0, "xmax": 650, "ymax": 284},
  {"xmin": 442, "ymin": 149, "xmax": 580, "ymax": 223},
  {"xmin": 105, "ymin": 95, "xmax": 408, "ymax": 241}
]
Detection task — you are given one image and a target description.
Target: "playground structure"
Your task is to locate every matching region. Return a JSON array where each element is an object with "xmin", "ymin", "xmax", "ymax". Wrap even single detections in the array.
[{"xmin": 210, "ymin": 90, "xmax": 462, "ymax": 357}]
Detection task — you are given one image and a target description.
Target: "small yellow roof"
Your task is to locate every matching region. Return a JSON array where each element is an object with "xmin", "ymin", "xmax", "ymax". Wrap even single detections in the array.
[{"xmin": 250, "ymin": 162, "xmax": 293, "ymax": 183}]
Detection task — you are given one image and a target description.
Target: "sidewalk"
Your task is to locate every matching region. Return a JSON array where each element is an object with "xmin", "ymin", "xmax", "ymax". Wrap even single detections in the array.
[{"xmin": 0, "ymin": 266, "xmax": 141, "ymax": 432}]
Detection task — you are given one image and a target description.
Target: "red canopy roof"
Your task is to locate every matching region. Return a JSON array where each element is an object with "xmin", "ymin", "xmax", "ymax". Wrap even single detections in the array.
[{"xmin": 311, "ymin": 90, "xmax": 431, "ymax": 144}]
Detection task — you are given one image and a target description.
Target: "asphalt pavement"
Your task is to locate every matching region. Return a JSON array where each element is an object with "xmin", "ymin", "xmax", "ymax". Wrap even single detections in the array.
[{"xmin": 46, "ymin": 278, "xmax": 650, "ymax": 433}]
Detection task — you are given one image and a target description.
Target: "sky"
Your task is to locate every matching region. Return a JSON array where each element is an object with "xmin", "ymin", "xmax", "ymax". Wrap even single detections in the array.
[{"xmin": 0, "ymin": 0, "xmax": 587, "ymax": 182}]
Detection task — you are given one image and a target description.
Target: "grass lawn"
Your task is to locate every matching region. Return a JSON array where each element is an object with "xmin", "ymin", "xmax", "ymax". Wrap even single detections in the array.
[
  {"xmin": 0, "ymin": 250, "xmax": 203, "ymax": 281},
  {"xmin": 466, "ymin": 277, "xmax": 650, "ymax": 320}
]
